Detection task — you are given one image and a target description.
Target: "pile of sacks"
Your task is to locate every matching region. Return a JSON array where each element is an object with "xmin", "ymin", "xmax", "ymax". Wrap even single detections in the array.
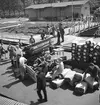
[{"xmin": 46, "ymin": 68, "xmax": 99, "ymax": 95}]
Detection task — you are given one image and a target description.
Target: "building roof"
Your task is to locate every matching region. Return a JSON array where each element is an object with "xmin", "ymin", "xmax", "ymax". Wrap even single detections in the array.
[
  {"xmin": 26, "ymin": 3, "xmax": 51, "ymax": 9},
  {"xmin": 26, "ymin": 0, "xmax": 89, "ymax": 9}
]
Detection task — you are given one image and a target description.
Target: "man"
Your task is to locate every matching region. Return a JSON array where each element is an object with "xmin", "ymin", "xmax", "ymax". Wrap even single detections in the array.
[
  {"xmin": 51, "ymin": 24, "xmax": 56, "ymax": 37},
  {"xmin": 46, "ymin": 24, "xmax": 49, "ymax": 34},
  {"xmin": 38, "ymin": 56, "xmax": 48, "ymax": 75},
  {"xmin": 0, "ymin": 42, "xmax": 8, "ymax": 60},
  {"xmin": 94, "ymin": 27, "xmax": 100, "ymax": 38},
  {"xmin": 52, "ymin": 58, "xmax": 64, "ymax": 79},
  {"xmin": 16, "ymin": 45, "xmax": 23, "ymax": 68},
  {"xmin": 0, "ymin": 42, "xmax": 3, "ymax": 60},
  {"xmin": 56, "ymin": 28, "xmax": 61, "ymax": 45},
  {"xmin": 83, "ymin": 63, "xmax": 100, "ymax": 86},
  {"xmin": 18, "ymin": 39, "xmax": 22, "ymax": 48},
  {"xmin": 29, "ymin": 35, "xmax": 35, "ymax": 44},
  {"xmin": 7, "ymin": 43, "xmax": 17, "ymax": 66},
  {"xmin": 59, "ymin": 23, "xmax": 65, "ymax": 42},
  {"xmin": 49, "ymin": 40, "xmax": 54, "ymax": 55},
  {"xmin": 19, "ymin": 55, "xmax": 27, "ymax": 80},
  {"xmin": 41, "ymin": 30, "xmax": 46, "ymax": 40},
  {"xmin": 36, "ymin": 67, "xmax": 47, "ymax": 102}
]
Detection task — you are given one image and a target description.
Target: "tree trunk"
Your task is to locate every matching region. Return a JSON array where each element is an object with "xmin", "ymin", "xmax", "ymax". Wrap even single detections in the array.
[
  {"xmin": 9, "ymin": 9, "xmax": 11, "ymax": 16},
  {"xmin": 3, "ymin": 10, "xmax": 5, "ymax": 17},
  {"xmin": 13, "ymin": 10, "xmax": 15, "ymax": 16}
]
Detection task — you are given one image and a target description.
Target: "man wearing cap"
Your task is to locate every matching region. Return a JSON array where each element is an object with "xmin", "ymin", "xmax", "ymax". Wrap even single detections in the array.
[
  {"xmin": 29, "ymin": 35, "xmax": 35, "ymax": 44},
  {"xmin": 52, "ymin": 58, "xmax": 64, "ymax": 79},
  {"xmin": 36, "ymin": 66, "xmax": 48, "ymax": 102}
]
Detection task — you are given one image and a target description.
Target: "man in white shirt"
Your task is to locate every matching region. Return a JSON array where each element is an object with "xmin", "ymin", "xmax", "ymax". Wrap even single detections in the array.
[
  {"xmin": 57, "ymin": 58, "xmax": 64, "ymax": 73},
  {"xmin": 16, "ymin": 45, "xmax": 23, "ymax": 68},
  {"xmin": 52, "ymin": 58, "xmax": 64, "ymax": 79},
  {"xmin": 19, "ymin": 56, "xmax": 27, "ymax": 80}
]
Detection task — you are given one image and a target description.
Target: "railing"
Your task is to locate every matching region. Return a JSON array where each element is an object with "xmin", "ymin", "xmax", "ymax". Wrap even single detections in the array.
[{"xmin": 63, "ymin": 17, "xmax": 100, "ymax": 35}]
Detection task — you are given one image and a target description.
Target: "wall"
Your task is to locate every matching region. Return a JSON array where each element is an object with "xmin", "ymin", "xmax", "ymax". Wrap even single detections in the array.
[
  {"xmin": 26, "ymin": 8, "xmax": 37, "ymax": 20},
  {"xmin": 26, "ymin": 2, "xmax": 90, "ymax": 21},
  {"xmin": 42, "ymin": 7, "xmax": 56, "ymax": 17}
]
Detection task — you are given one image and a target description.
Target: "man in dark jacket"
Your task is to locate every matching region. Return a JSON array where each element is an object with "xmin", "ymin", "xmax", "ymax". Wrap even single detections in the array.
[
  {"xmin": 56, "ymin": 28, "xmax": 61, "ymax": 45},
  {"xmin": 36, "ymin": 67, "xmax": 47, "ymax": 102},
  {"xmin": 59, "ymin": 23, "xmax": 65, "ymax": 42}
]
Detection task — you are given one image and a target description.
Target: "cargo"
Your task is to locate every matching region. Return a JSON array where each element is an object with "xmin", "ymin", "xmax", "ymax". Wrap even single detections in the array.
[
  {"xmin": 64, "ymin": 70, "xmax": 76, "ymax": 86},
  {"xmin": 51, "ymin": 79, "xmax": 65, "ymax": 88},
  {"xmin": 72, "ymin": 43, "xmax": 77, "ymax": 47},
  {"xmin": 84, "ymin": 73, "xmax": 99, "ymax": 90},
  {"xmin": 74, "ymin": 81, "xmax": 88, "ymax": 95}
]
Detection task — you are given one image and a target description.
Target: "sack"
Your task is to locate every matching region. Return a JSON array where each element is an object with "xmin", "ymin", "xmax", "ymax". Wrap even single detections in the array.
[
  {"xmin": 84, "ymin": 73, "xmax": 99, "ymax": 89},
  {"xmin": 51, "ymin": 79, "xmax": 64, "ymax": 89},
  {"xmin": 61, "ymin": 68, "xmax": 71, "ymax": 78},
  {"xmin": 75, "ymin": 81, "xmax": 88, "ymax": 95},
  {"xmin": 64, "ymin": 70, "xmax": 76, "ymax": 86},
  {"xmin": 73, "ymin": 73, "xmax": 83, "ymax": 85}
]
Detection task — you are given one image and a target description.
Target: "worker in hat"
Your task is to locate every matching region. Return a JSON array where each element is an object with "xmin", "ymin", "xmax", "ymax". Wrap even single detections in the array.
[
  {"xmin": 29, "ymin": 35, "xmax": 35, "ymax": 44},
  {"xmin": 52, "ymin": 58, "xmax": 64, "ymax": 79}
]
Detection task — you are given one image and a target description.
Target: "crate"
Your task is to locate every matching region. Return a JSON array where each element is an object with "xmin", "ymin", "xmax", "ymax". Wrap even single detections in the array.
[
  {"xmin": 90, "ymin": 43, "xmax": 95, "ymax": 47},
  {"xmin": 77, "ymin": 52, "xmax": 82, "ymax": 56},
  {"xmin": 72, "ymin": 43, "xmax": 77, "ymax": 47},
  {"xmin": 83, "ymin": 44, "xmax": 88, "ymax": 49},
  {"xmin": 93, "ymin": 56, "xmax": 100, "ymax": 64},
  {"xmin": 94, "ymin": 45, "xmax": 100, "ymax": 52},
  {"xmin": 89, "ymin": 48, "xmax": 94, "ymax": 52},
  {"xmin": 71, "ymin": 50, "xmax": 76, "ymax": 53},
  {"xmin": 82, "ymin": 56, "xmax": 89, "ymax": 63},
  {"xmin": 71, "ymin": 56, "xmax": 77, "ymax": 61},
  {"xmin": 85, "ymin": 41, "xmax": 91, "ymax": 46}
]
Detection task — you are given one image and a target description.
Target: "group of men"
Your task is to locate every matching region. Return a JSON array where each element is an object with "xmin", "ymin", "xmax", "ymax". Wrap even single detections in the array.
[
  {"xmin": 33, "ymin": 50, "xmax": 65, "ymax": 102},
  {"xmin": 56, "ymin": 23, "xmax": 65, "ymax": 45},
  {"xmin": 40, "ymin": 23, "xmax": 65, "ymax": 45}
]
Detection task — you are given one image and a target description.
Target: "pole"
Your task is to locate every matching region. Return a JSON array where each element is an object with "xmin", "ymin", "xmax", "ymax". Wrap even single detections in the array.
[
  {"xmin": 72, "ymin": 0, "xmax": 73, "ymax": 22},
  {"xmin": 51, "ymin": 1, "xmax": 52, "ymax": 24}
]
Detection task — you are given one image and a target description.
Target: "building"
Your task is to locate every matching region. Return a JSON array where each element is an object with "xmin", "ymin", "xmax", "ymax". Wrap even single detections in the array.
[{"xmin": 25, "ymin": 0, "xmax": 90, "ymax": 21}]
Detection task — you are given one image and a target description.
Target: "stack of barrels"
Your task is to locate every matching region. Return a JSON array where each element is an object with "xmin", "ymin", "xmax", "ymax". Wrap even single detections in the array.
[{"xmin": 71, "ymin": 40, "xmax": 100, "ymax": 65}]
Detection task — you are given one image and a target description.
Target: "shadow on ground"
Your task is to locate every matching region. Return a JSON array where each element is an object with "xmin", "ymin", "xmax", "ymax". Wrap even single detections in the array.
[
  {"xmin": 30, "ymin": 100, "xmax": 47, "ymax": 105},
  {"xmin": 30, "ymin": 101, "xmax": 39, "ymax": 105},
  {"xmin": 0, "ymin": 59, "xmax": 10, "ymax": 65},
  {"xmin": 3, "ymin": 79, "xmax": 21, "ymax": 88},
  {"xmin": 1, "ymin": 70, "xmax": 13, "ymax": 75},
  {"xmin": 21, "ymin": 77, "xmax": 35, "ymax": 87},
  {"xmin": 1, "ymin": 65, "xmax": 13, "ymax": 75}
]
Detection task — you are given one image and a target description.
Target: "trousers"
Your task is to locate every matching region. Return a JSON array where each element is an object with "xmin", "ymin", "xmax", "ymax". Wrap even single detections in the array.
[{"xmin": 37, "ymin": 88, "xmax": 47, "ymax": 100}]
